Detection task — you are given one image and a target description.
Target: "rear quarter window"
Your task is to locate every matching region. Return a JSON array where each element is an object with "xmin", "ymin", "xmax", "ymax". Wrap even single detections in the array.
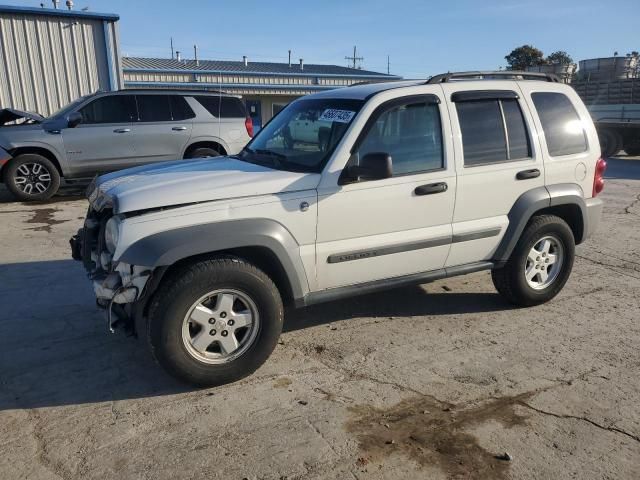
[
  {"xmin": 531, "ymin": 92, "xmax": 587, "ymax": 156},
  {"xmin": 195, "ymin": 96, "xmax": 247, "ymax": 118}
]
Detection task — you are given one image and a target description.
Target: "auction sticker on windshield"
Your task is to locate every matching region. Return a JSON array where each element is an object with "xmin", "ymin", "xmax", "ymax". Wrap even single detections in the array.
[{"xmin": 318, "ymin": 109, "xmax": 356, "ymax": 123}]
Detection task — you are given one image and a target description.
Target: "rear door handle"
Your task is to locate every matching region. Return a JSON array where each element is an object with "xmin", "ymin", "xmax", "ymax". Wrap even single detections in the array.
[
  {"xmin": 414, "ymin": 182, "xmax": 448, "ymax": 196},
  {"xmin": 516, "ymin": 168, "xmax": 541, "ymax": 180},
  {"xmin": 172, "ymin": 126, "xmax": 187, "ymax": 131},
  {"xmin": 113, "ymin": 128, "xmax": 130, "ymax": 133}
]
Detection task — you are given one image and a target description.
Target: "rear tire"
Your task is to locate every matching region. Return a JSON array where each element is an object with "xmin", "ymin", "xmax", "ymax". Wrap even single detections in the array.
[
  {"xmin": 492, "ymin": 215, "xmax": 575, "ymax": 307},
  {"xmin": 3, "ymin": 153, "xmax": 60, "ymax": 201},
  {"xmin": 598, "ymin": 129, "xmax": 622, "ymax": 158},
  {"xmin": 147, "ymin": 256, "xmax": 283, "ymax": 387},
  {"xmin": 623, "ymin": 140, "xmax": 640, "ymax": 156},
  {"xmin": 185, "ymin": 147, "xmax": 221, "ymax": 159}
]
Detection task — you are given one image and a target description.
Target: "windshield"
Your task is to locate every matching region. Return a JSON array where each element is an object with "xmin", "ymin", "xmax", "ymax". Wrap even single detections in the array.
[
  {"xmin": 48, "ymin": 94, "xmax": 93, "ymax": 119},
  {"xmin": 237, "ymin": 98, "xmax": 364, "ymax": 173}
]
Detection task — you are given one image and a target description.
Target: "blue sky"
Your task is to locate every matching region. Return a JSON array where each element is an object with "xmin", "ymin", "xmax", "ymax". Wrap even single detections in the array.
[{"xmin": 8, "ymin": 0, "xmax": 640, "ymax": 77}]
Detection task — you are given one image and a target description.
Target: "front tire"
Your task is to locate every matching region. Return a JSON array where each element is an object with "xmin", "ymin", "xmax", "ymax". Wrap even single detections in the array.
[
  {"xmin": 3, "ymin": 154, "xmax": 60, "ymax": 201},
  {"xmin": 147, "ymin": 256, "xmax": 283, "ymax": 387},
  {"xmin": 492, "ymin": 215, "xmax": 575, "ymax": 307}
]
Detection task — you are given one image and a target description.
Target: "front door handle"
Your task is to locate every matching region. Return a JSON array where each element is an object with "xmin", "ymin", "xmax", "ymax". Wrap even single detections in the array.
[
  {"xmin": 516, "ymin": 168, "xmax": 541, "ymax": 180},
  {"xmin": 113, "ymin": 128, "xmax": 130, "ymax": 133},
  {"xmin": 172, "ymin": 126, "xmax": 187, "ymax": 131},
  {"xmin": 414, "ymin": 182, "xmax": 448, "ymax": 196}
]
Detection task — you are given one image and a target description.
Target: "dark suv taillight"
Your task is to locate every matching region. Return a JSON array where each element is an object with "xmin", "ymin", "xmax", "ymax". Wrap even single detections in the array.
[
  {"xmin": 245, "ymin": 116, "xmax": 254, "ymax": 138},
  {"xmin": 592, "ymin": 157, "xmax": 606, "ymax": 197}
]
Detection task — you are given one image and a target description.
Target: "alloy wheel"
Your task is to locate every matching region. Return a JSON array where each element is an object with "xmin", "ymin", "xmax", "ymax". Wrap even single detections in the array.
[
  {"xmin": 14, "ymin": 162, "xmax": 52, "ymax": 195},
  {"xmin": 524, "ymin": 235, "xmax": 564, "ymax": 290},
  {"xmin": 182, "ymin": 289, "xmax": 260, "ymax": 364}
]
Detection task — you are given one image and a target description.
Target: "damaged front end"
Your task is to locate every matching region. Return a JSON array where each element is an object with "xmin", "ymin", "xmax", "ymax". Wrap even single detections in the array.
[{"xmin": 70, "ymin": 204, "xmax": 154, "ymax": 335}]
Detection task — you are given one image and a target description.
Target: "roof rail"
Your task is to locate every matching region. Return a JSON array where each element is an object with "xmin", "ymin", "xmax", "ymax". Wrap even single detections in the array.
[{"xmin": 426, "ymin": 70, "xmax": 560, "ymax": 84}]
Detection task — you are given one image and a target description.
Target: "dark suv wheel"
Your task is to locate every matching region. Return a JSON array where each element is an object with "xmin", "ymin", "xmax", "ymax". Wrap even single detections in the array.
[
  {"xmin": 492, "ymin": 215, "xmax": 575, "ymax": 307},
  {"xmin": 147, "ymin": 256, "xmax": 283, "ymax": 387},
  {"xmin": 3, "ymin": 153, "xmax": 61, "ymax": 201}
]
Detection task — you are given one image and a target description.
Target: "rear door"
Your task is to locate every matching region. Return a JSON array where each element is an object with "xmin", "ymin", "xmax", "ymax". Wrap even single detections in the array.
[
  {"xmin": 61, "ymin": 94, "xmax": 136, "ymax": 177},
  {"xmin": 128, "ymin": 94, "xmax": 194, "ymax": 165},
  {"xmin": 440, "ymin": 82, "xmax": 545, "ymax": 266}
]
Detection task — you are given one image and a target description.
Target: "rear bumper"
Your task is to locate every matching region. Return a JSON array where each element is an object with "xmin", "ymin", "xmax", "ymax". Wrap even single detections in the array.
[{"xmin": 584, "ymin": 197, "xmax": 604, "ymax": 241}]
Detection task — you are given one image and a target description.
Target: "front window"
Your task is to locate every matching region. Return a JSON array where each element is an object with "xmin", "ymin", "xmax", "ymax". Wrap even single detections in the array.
[{"xmin": 238, "ymin": 98, "xmax": 364, "ymax": 173}]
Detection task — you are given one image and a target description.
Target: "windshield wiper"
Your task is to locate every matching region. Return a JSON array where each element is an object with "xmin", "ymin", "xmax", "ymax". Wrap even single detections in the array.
[{"xmin": 254, "ymin": 149, "xmax": 287, "ymax": 160}]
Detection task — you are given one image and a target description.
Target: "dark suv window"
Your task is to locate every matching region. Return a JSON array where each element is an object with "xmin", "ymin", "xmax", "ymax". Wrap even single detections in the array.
[
  {"xmin": 79, "ymin": 95, "xmax": 136, "ymax": 124},
  {"xmin": 456, "ymin": 98, "xmax": 531, "ymax": 166},
  {"xmin": 357, "ymin": 98, "xmax": 443, "ymax": 175},
  {"xmin": 195, "ymin": 95, "xmax": 247, "ymax": 118},
  {"xmin": 135, "ymin": 95, "xmax": 196, "ymax": 122},
  {"xmin": 136, "ymin": 95, "xmax": 172, "ymax": 122},
  {"xmin": 531, "ymin": 92, "xmax": 587, "ymax": 156},
  {"xmin": 169, "ymin": 96, "xmax": 195, "ymax": 120}
]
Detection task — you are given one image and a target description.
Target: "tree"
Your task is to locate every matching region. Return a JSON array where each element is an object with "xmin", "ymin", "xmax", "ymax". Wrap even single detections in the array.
[
  {"xmin": 505, "ymin": 45, "xmax": 545, "ymax": 71},
  {"xmin": 546, "ymin": 51, "xmax": 574, "ymax": 65}
]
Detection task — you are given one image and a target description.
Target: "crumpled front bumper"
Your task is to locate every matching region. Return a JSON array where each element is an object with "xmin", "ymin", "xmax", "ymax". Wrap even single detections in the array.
[{"xmin": 70, "ymin": 226, "xmax": 151, "ymax": 305}]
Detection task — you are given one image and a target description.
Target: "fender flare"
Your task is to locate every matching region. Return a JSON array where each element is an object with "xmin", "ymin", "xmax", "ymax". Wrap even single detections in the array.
[
  {"xmin": 493, "ymin": 184, "xmax": 587, "ymax": 263},
  {"xmin": 118, "ymin": 218, "xmax": 310, "ymax": 299}
]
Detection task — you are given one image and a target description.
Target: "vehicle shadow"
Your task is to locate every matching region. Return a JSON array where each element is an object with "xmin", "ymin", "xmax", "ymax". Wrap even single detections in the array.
[
  {"xmin": 0, "ymin": 184, "xmax": 85, "ymax": 204},
  {"xmin": 0, "ymin": 259, "xmax": 511, "ymax": 411},
  {"xmin": 285, "ymin": 287, "xmax": 513, "ymax": 332}
]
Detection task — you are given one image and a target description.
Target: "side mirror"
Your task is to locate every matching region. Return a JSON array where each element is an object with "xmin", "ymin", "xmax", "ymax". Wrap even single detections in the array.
[
  {"xmin": 67, "ymin": 112, "xmax": 82, "ymax": 128},
  {"xmin": 341, "ymin": 152, "xmax": 393, "ymax": 184}
]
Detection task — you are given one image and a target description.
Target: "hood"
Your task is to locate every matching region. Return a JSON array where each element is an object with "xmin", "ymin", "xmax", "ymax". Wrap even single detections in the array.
[
  {"xmin": 0, "ymin": 108, "xmax": 44, "ymax": 125},
  {"xmin": 89, "ymin": 157, "xmax": 320, "ymax": 214}
]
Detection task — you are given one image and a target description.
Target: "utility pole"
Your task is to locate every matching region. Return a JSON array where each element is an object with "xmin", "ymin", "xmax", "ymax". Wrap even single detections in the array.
[
  {"xmin": 345, "ymin": 46, "xmax": 364, "ymax": 69},
  {"xmin": 170, "ymin": 37, "xmax": 174, "ymax": 60},
  {"xmin": 387, "ymin": 55, "xmax": 390, "ymax": 75}
]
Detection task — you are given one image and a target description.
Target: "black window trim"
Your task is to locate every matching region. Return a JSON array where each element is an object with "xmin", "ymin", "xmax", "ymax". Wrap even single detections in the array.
[
  {"xmin": 456, "ymin": 96, "xmax": 533, "ymax": 168},
  {"xmin": 344, "ymin": 93, "xmax": 446, "ymax": 182}
]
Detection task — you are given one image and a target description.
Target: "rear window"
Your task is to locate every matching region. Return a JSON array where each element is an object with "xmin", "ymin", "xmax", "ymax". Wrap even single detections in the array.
[
  {"xmin": 170, "ymin": 96, "xmax": 195, "ymax": 120},
  {"xmin": 195, "ymin": 95, "xmax": 247, "ymax": 118},
  {"xmin": 456, "ymin": 98, "xmax": 531, "ymax": 166},
  {"xmin": 531, "ymin": 92, "xmax": 587, "ymax": 156},
  {"xmin": 136, "ymin": 95, "xmax": 172, "ymax": 122}
]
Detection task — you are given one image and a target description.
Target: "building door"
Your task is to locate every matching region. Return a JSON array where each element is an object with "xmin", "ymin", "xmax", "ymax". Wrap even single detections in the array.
[{"xmin": 245, "ymin": 100, "xmax": 262, "ymax": 133}]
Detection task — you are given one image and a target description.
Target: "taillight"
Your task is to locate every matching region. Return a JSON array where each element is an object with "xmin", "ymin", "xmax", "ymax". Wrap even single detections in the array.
[
  {"xmin": 245, "ymin": 116, "xmax": 254, "ymax": 138},
  {"xmin": 592, "ymin": 157, "xmax": 606, "ymax": 197}
]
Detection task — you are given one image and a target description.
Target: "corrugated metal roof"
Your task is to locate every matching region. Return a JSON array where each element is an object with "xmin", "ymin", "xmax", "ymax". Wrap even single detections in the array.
[
  {"xmin": 123, "ymin": 57, "xmax": 400, "ymax": 78},
  {"xmin": 0, "ymin": 5, "xmax": 119, "ymax": 21}
]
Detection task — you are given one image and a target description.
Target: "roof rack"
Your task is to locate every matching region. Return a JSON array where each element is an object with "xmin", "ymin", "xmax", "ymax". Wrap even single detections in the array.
[{"xmin": 426, "ymin": 70, "xmax": 560, "ymax": 84}]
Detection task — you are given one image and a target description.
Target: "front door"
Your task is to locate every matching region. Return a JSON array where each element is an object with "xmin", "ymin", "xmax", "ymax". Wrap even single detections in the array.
[
  {"xmin": 62, "ymin": 94, "xmax": 137, "ymax": 177},
  {"xmin": 315, "ymin": 93, "xmax": 456, "ymax": 290},
  {"xmin": 440, "ymin": 81, "xmax": 546, "ymax": 267}
]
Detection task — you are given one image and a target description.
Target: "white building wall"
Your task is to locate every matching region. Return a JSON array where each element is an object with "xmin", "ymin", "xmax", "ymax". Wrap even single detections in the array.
[{"xmin": 0, "ymin": 10, "xmax": 121, "ymax": 116}]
